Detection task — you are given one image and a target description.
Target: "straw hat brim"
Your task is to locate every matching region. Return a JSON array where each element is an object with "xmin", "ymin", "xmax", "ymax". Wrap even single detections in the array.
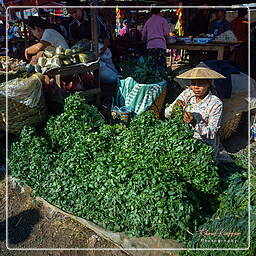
[{"xmin": 176, "ymin": 67, "xmax": 226, "ymax": 79}]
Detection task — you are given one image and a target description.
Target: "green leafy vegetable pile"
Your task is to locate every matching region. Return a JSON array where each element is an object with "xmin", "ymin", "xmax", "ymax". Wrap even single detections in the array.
[
  {"xmin": 119, "ymin": 57, "xmax": 168, "ymax": 84},
  {"xmin": 180, "ymin": 156, "xmax": 254, "ymax": 256},
  {"xmin": 9, "ymin": 93, "xmax": 220, "ymax": 241}
]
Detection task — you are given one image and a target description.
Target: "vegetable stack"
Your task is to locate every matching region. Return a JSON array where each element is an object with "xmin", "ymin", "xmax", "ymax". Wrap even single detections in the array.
[{"xmin": 9, "ymin": 93, "xmax": 220, "ymax": 241}]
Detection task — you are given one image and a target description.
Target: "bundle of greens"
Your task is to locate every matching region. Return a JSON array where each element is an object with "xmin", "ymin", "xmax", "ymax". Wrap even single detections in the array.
[
  {"xmin": 9, "ymin": 93, "xmax": 220, "ymax": 241},
  {"xmin": 119, "ymin": 57, "xmax": 168, "ymax": 84}
]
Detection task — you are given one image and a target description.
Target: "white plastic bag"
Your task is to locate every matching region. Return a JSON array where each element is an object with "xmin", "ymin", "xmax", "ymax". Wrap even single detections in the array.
[{"xmin": 0, "ymin": 74, "xmax": 42, "ymax": 108}]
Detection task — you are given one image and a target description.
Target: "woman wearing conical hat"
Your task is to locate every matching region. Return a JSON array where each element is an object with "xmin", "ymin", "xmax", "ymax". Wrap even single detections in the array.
[{"xmin": 165, "ymin": 65, "xmax": 225, "ymax": 156}]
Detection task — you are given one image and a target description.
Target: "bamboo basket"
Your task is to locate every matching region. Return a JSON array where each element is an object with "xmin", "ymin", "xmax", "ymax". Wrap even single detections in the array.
[
  {"xmin": 148, "ymin": 87, "xmax": 167, "ymax": 119},
  {"xmin": 219, "ymin": 113, "xmax": 242, "ymax": 140},
  {"xmin": 0, "ymin": 94, "xmax": 48, "ymax": 134}
]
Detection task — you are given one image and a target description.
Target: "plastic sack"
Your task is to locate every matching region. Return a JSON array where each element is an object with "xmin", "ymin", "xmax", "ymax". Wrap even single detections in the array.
[
  {"xmin": 111, "ymin": 105, "xmax": 133, "ymax": 124},
  {"xmin": 214, "ymin": 30, "xmax": 237, "ymax": 42},
  {"xmin": 0, "ymin": 74, "xmax": 43, "ymax": 108}
]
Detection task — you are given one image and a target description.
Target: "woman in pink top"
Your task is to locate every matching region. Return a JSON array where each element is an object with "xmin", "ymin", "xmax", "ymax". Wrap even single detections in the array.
[{"xmin": 141, "ymin": 8, "xmax": 170, "ymax": 71}]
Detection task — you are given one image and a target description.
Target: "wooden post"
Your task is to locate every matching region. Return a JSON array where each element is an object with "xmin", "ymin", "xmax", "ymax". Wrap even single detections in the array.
[
  {"xmin": 18, "ymin": 0, "xmax": 28, "ymax": 49},
  {"xmin": 90, "ymin": 4, "xmax": 98, "ymax": 58},
  {"xmin": 90, "ymin": 3, "xmax": 101, "ymax": 106},
  {"xmin": 217, "ymin": 46, "xmax": 224, "ymax": 60}
]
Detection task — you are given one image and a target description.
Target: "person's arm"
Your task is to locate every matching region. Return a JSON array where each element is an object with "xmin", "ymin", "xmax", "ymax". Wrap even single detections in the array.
[
  {"xmin": 208, "ymin": 20, "xmax": 214, "ymax": 34},
  {"xmin": 165, "ymin": 89, "xmax": 191, "ymax": 118},
  {"xmin": 100, "ymin": 38, "xmax": 109, "ymax": 54},
  {"xmin": 163, "ymin": 18, "xmax": 170, "ymax": 39},
  {"xmin": 25, "ymin": 40, "xmax": 50, "ymax": 61},
  {"xmin": 194, "ymin": 102, "xmax": 223, "ymax": 140},
  {"xmin": 97, "ymin": 17, "xmax": 110, "ymax": 54},
  {"xmin": 141, "ymin": 22, "xmax": 147, "ymax": 41}
]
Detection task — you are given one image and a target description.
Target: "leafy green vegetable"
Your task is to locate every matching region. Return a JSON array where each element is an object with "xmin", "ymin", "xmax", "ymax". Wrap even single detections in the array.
[
  {"xmin": 179, "ymin": 157, "xmax": 254, "ymax": 255},
  {"xmin": 9, "ymin": 93, "xmax": 220, "ymax": 242},
  {"xmin": 119, "ymin": 57, "xmax": 168, "ymax": 84}
]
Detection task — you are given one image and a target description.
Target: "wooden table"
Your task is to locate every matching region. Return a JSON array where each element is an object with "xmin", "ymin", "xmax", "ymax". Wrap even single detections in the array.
[{"xmin": 167, "ymin": 41, "xmax": 242, "ymax": 60}]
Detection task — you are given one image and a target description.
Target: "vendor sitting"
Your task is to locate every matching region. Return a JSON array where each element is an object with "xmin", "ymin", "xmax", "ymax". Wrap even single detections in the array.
[
  {"xmin": 25, "ymin": 16, "xmax": 69, "ymax": 64},
  {"xmin": 165, "ymin": 66, "xmax": 225, "ymax": 156}
]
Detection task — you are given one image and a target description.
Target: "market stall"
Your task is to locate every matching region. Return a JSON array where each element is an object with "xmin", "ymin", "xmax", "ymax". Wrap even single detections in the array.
[{"xmin": 1, "ymin": 2, "xmax": 255, "ymax": 254}]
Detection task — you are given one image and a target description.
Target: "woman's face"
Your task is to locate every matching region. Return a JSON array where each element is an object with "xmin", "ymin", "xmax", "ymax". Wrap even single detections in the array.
[
  {"xmin": 190, "ymin": 80, "xmax": 211, "ymax": 97},
  {"xmin": 31, "ymin": 26, "xmax": 43, "ymax": 40}
]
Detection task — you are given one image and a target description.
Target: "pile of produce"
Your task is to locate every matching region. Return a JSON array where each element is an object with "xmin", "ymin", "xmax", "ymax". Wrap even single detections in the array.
[
  {"xmin": 119, "ymin": 57, "xmax": 168, "ymax": 84},
  {"xmin": 180, "ymin": 156, "xmax": 255, "ymax": 255},
  {"xmin": 0, "ymin": 56, "xmax": 23, "ymax": 72},
  {"xmin": 38, "ymin": 39, "xmax": 97, "ymax": 72},
  {"xmin": 9, "ymin": 93, "xmax": 220, "ymax": 241}
]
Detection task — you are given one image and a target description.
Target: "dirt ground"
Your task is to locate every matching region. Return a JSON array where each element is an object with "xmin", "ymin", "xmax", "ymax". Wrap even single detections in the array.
[{"xmin": 0, "ymin": 179, "xmax": 128, "ymax": 256}]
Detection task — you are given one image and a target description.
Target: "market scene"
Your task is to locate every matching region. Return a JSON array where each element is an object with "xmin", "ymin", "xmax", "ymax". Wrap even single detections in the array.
[{"xmin": 0, "ymin": 0, "xmax": 255, "ymax": 255}]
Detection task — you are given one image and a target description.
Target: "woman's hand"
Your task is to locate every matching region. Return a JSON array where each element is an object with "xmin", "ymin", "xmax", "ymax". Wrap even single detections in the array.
[
  {"xmin": 176, "ymin": 100, "xmax": 185, "ymax": 108},
  {"xmin": 184, "ymin": 111, "xmax": 195, "ymax": 126}
]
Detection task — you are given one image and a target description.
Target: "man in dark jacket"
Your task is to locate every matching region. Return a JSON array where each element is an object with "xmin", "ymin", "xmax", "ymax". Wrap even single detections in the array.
[
  {"xmin": 66, "ymin": 0, "xmax": 119, "ymax": 84},
  {"xmin": 66, "ymin": 0, "xmax": 110, "ymax": 54}
]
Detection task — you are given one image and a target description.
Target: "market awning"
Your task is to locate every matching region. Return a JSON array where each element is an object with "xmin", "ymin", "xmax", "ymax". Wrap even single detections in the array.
[
  {"xmin": 3, "ymin": 0, "xmax": 63, "ymax": 7},
  {"xmin": 15, "ymin": 8, "xmax": 35, "ymax": 19}
]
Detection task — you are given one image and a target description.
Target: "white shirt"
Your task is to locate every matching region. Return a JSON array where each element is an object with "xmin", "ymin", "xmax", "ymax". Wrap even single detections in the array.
[
  {"xmin": 165, "ymin": 88, "xmax": 223, "ymax": 151},
  {"xmin": 41, "ymin": 28, "xmax": 69, "ymax": 50}
]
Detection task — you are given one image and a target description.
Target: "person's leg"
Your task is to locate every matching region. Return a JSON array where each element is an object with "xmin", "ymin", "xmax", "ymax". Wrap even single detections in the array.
[
  {"xmin": 158, "ymin": 48, "xmax": 167, "ymax": 71},
  {"xmin": 147, "ymin": 48, "xmax": 167, "ymax": 71},
  {"xmin": 147, "ymin": 48, "xmax": 158, "ymax": 65}
]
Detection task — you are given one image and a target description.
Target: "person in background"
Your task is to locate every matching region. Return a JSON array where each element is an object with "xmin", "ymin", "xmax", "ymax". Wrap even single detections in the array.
[
  {"xmin": 25, "ymin": 16, "xmax": 69, "ymax": 64},
  {"xmin": 66, "ymin": 0, "xmax": 119, "ymax": 84},
  {"xmin": 13, "ymin": 21, "xmax": 21, "ymax": 39},
  {"xmin": 209, "ymin": 9, "xmax": 231, "ymax": 37},
  {"xmin": 231, "ymin": 8, "xmax": 248, "ymax": 42},
  {"xmin": 141, "ymin": 8, "xmax": 169, "ymax": 71},
  {"xmin": 165, "ymin": 66, "xmax": 225, "ymax": 158},
  {"xmin": 7, "ymin": 22, "xmax": 16, "ymax": 57},
  {"xmin": 7, "ymin": 22, "xmax": 15, "ymax": 40},
  {"xmin": 66, "ymin": 0, "xmax": 110, "ymax": 55},
  {"xmin": 0, "ymin": 21, "xmax": 6, "ymax": 42},
  {"xmin": 55, "ymin": 16, "xmax": 68, "ymax": 41},
  {"xmin": 187, "ymin": 8, "xmax": 210, "ymax": 36}
]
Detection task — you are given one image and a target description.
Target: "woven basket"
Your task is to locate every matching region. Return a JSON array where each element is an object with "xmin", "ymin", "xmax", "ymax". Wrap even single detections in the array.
[
  {"xmin": 0, "ymin": 94, "xmax": 48, "ymax": 134},
  {"xmin": 219, "ymin": 113, "xmax": 242, "ymax": 140},
  {"xmin": 148, "ymin": 88, "xmax": 167, "ymax": 119}
]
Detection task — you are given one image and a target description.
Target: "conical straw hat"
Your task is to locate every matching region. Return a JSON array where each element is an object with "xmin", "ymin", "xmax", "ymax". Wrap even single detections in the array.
[{"xmin": 176, "ymin": 66, "xmax": 226, "ymax": 79}]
